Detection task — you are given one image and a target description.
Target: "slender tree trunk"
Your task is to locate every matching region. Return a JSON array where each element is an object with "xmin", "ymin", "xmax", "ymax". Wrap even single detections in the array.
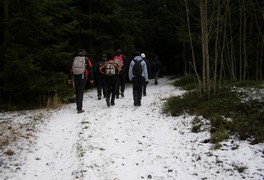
[
  {"xmin": 89, "ymin": 6, "xmax": 92, "ymax": 53},
  {"xmin": 239, "ymin": 6, "xmax": 243, "ymax": 81},
  {"xmin": 255, "ymin": 32, "xmax": 261, "ymax": 81},
  {"xmin": 200, "ymin": 0, "xmax": 210, "ymax": 98},
  {"xmin": 256, "ymin": 43, "xmax": 259, "ymax": 81},
  {"xmin": 242, "ymin": 0, "xmax": 247, "ymax": 80},
  {"xmin": 254, "ymin": 4, "xmax": 263, "ymax": 81},
  {"xmin": 200, "ymin": 0, "xmax": 206, "ymax": 93},
  {"xmin": 226, "ymin": 0, "xmax": 236, "ymax": 80},
  {"xmin": 184, "ymin": 0, "xmax": 201, "ymax": 93},
  {"xmin": 213, "ymin": 0, "xmax": 221, "ymax": 94},
  {"xmin": 182, "ymin": 42, "xmax": 188, "ymax": 76},
  {"xmin": 260, "ymin": 46, "xmax": 263, "ymax": 81},
  {"xmin": 3, "ymin": 0, "xmax": 9, "ymax": 45},
  {"xmin": 219, "ymin": 1, "xmax": 228, "ymax": 87},
  {"xmin": 259, "ymin": 40, "xmax": 263, "ymax": 81},
  {"xmin": 205, "ymin": 2, "xmax": 210, "ymax": 96}
]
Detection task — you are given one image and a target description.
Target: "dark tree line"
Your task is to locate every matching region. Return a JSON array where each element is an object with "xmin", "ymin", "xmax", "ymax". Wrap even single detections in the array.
[{"xmin": 0, "ymin": 0, "xmax": 263, "ymax": 109}]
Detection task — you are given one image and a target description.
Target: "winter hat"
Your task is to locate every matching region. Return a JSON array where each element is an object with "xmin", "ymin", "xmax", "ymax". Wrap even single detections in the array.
[
  {"xmin": 141, "ymin": 53, "xmax": 146, "ymax": 58},
  {"xmin": 116, "ymin": 49, "xmax": 122, "ymax": 54},
  {"xmin": 102, "ymin": 53, "xmax": 107, "ymax": 61},
  {"xmin": 77, "ymin": 49, "xmax": 86, "ymax": 56}
]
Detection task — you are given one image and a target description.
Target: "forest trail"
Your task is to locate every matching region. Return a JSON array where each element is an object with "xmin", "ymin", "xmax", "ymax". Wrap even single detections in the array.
[{"xmin": 1, "ymin": 77, "xmax": 263, "ymax": 180}]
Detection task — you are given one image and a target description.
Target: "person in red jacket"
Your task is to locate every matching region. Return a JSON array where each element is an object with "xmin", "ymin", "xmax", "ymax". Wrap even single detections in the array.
[
  {"xmin": 100, "ymin": 53, "xmax": 121, "ymax": 107},
  {"xmin": 114, "ymin": 49, "xmax": 128, "ymax": 98},
  {"xmin": 68, "ymin": 49, "xmax": 94, "ymax": 113}
]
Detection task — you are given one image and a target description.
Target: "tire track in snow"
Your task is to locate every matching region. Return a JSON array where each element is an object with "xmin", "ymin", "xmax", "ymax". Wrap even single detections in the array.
[
  {"xmin": 74, "ymin": 79, "xmax": 192, "ymax": 180},
  {"xmin": 14, "ymin": 107, "xmax": 84, "ymax": 180}
]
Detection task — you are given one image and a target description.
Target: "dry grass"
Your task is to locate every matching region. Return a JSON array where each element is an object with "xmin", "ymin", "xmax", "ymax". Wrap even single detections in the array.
[
  {"xmin": 46, "ymin": 92, "xmax": 63, "ymax": 109},
  {"xmin": 0, "ymin": 112, "xmax": 47, "ymax": 157}
]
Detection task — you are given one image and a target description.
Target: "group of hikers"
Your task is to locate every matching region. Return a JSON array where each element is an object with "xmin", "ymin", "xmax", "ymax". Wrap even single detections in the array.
[{"xmin": 68, "ymin": 49, "xmax": 161, "ymax": 114}]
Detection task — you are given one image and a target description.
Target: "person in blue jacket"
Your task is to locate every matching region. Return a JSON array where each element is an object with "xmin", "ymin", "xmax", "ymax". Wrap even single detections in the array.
[{"xmin": 128, "ymin": 51, "xmax": 149, "ymax": 106}]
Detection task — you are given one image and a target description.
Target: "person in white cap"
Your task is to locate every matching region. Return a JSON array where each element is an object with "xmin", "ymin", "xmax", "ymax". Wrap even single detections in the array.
[{"xmin": 140, "ymin": 53, "xmax": 151, "ymax": 96}]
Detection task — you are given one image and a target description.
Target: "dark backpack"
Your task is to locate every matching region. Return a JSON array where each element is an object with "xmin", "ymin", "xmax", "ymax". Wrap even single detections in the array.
[
  {"xmin": 133, "ymin": 60, "xmax": 142, "ymax": 76},
  {"xmin": 151, "ymin": 61, "xmax": 159, "ymax": 73}
]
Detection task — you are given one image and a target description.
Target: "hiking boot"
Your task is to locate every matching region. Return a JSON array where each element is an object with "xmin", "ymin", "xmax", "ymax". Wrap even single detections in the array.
[
  {"xmin": 106, "ymin": 98, "xmax": 110, "ymax": 107},
  {"xmin": 98, "ymin": 96, "xmax": 101, "ymax": 100},
  {"xmin": 143, "ymin": 93, "xmax": 146, "ymax": 96},
  {"xmin": 77, "ymin": 110, "xmax": 85, "ymax": 114},
  {"xmin": 121, "ymin": 92, "xmax": 124, "ymax": 97},
  {"xmin": 116, "ymin": 95, "xmax": 119, "ymax": 99},
  {"xmin": 111, "ymin": 102, "xmax": 115, "ymax": 106}
]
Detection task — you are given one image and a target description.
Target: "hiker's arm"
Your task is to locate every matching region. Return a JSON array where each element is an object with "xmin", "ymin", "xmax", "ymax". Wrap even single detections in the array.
[
  {"xmin": 99, "ymin": 64, "xmax": 106, "ymax": 75},
  {"xmin": 143, "ymin": 62, "xmax": 149, "ymax": 82},
  {"xmin": 128, "ymin": 60, "xmax": 134, "ymax": 81},
  {"xmin": 115, "ymin": 63, "xmax": 121, "ymax": 75},
  {"xmin": 86, "ymin": 58, "xmax": 94, "ymax": 81}
]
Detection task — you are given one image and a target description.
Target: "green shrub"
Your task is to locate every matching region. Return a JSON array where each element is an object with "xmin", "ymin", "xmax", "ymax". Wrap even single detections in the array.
[
  {"xmin": 173, "ymin": 75, "xmax": 198, "ymax": 90},
  {"xmin": 163, "ymin": 77, "xmax": 264, "ymax": 143},
  {"xmin": 211, "ymin": 125, "xmax": 229, "ymax": 144}
]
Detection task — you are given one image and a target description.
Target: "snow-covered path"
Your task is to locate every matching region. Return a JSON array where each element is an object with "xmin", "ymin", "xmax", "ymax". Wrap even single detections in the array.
[
  {"xmin": 14, "ymin": 110, "xmax": 82, "ymax": 179},
  {"xmin": 0, "ymin": 77, "xmax": 263, "ymax": 180}
]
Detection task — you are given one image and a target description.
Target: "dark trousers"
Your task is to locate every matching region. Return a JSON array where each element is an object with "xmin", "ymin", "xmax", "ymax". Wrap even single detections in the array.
[
  {"xmin": 97, "ymin": 76, "xmax": 106, "ymax": 98},
  {"xmin": 153, "ymin": 71, "xmax": 160, "ymax": 84},
  {"xmin": 105, "ymin": 76, "xmax": 117, "ymax": 103},
  {"xmin": 116, "ymin": 70, "xmax": 126, "ymax": 96},
  {"xmin": 74, "ymin": 74, "xmax": 86, "ymax": 111},
  {"xmin": 143, "ymin": 81, "xmax": 147, "ymax": 95},
  {"xmin": 132, "ymin": 76, "xmax": 144, "ymax": 104}
]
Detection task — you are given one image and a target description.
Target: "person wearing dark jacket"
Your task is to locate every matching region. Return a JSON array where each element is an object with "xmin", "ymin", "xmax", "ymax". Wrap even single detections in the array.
[
  {"xmin": 99, "ymin": 53, "xmax": 121, "ymax": 107},
  {"xmin": 95, "ymin": 54, "xmax": 107, "ymax": 100},
  {"xmin": 141, "ymin": 53, "xmax": 151, "ymax": 96},
  {"xmin": 129, "ymin": 51, "xmax": 149, "ymax": 106},
  {"xmin": 68, "ymin": 49, "xmax": 94, "ymax": 113},
  {"xmin": 151, "ymin": 56, "xmax": 161, "ymax": 85},
  {"xmin": 114, "ymin": 49, "xmax": 128, "ymax": 98}
]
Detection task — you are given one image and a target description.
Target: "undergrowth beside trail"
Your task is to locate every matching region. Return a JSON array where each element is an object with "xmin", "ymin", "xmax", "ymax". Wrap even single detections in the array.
[{"xmin": 164, "ymin": 76, "xmax": 264, "ymax": 144}]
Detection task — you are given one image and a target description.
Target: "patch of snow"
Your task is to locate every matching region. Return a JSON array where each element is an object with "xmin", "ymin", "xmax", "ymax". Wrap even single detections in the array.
[{"xmin": 0, "ymin": 77, "xmax": 263, "ymax": 180}]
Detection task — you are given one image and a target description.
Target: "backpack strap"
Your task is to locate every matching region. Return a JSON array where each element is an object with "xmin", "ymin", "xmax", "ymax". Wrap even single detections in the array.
[{"xmin": 99, "ymin": 62, "xmax": 107, "ymax": 75}]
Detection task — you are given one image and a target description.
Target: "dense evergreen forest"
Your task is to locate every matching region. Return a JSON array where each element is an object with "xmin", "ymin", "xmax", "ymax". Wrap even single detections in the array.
[{"xmin": 0, "ymin": 0, "xmax": 263, "ymax": 110}]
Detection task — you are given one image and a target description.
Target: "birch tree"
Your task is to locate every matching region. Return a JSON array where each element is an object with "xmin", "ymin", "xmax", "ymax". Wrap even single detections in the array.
[{"xmin": 200, "ymin": 0, "xmax": 210, "ymax": 97}]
